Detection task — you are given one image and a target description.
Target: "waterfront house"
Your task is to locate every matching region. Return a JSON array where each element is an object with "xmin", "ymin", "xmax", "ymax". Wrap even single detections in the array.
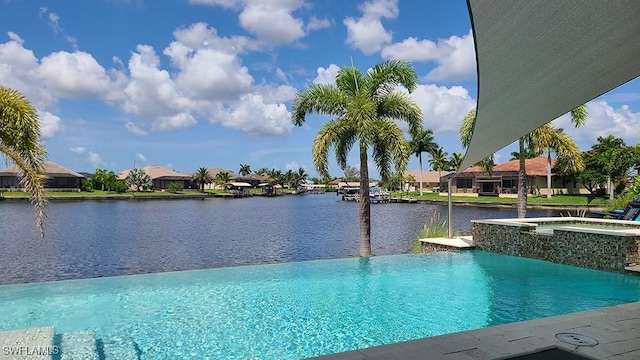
[
  {"xmin": 0, "ymin": 161, "xmax": 84, "ymax": 190},
  {"xmin": 404, "ymin": 170, "xmax": 453, "ymax": 192},
  {"xmin": 443, "ymin": 157, "xmax": 586, "ymax": 196},
  {"xmin": 118, "ymin": 165, "xmax": 193, "ymax": 190}
]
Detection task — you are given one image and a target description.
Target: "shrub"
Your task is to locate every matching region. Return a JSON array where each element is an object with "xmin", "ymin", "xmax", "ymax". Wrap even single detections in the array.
[
  {"xmin": 408, "ymin": 211, "xmax": 449, "ymax": 253},
  {"xmin": 167, "ymin": 182, "xmax": 183, "ymax": 193},
  {"xmin": 81, "ymin": 179, "xmax": 94, "ymax": 192},
  {"xmin": 111, "ymin": 180, "xmax": 129, "ymax": 193}
]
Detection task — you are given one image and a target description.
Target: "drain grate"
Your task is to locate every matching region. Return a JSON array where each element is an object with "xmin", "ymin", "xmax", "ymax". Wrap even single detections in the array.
[{"xmin": 555, "ymin": 332, "xmax": 599, "ymax": 346}]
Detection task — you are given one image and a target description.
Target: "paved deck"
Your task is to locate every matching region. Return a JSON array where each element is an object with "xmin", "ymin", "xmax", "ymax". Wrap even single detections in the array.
[
  {"xmin": 419, "ymin": 236, "xmax": 475, "ymax": 249},
  {"xmin": 312, "ymin": 301, "xmax": 640, "ymax": 360}
]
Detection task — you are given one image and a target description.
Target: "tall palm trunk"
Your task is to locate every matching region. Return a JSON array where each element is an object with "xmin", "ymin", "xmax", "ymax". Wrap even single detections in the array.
[
  {"xmin": 608, "ymin": 175, "xmax": 613, "ymax": 200},
  {"xmin": 418, "ymin": 153, "xmax": 423, "ymax": 196},
  {"xmin": 359, "ymin": 143, "xmax": 372, "ymax": 257},
  {"xmin": 517, "ymin": 137, "xmax": 527, "ymax": 218},
  {"xmin": 546, "ymin": 150, "xmax": 552, "ymax": 199}
]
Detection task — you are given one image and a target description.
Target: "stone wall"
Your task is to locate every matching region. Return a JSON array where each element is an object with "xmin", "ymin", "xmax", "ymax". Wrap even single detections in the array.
[
  {"xmin": 421, "ymin": 242, "xmax": 467, "ymax": 253},
  {"xmin": 473, "ymin": 221, "xmax": 640, "ymax": 272}
]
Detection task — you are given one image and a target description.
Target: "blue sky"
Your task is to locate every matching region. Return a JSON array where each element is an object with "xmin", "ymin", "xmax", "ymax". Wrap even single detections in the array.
[{"xmin": 1, "ymin": 0, "xmax": 639, "ymax": 177}]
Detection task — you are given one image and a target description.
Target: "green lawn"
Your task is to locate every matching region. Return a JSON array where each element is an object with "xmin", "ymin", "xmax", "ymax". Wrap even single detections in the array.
[{"xmin": 392, "ymin": 191, "xmax": 609, "ymax": 206}]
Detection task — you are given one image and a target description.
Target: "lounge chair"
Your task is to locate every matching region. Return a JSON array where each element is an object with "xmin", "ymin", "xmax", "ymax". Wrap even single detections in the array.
[{"xmin": 590, "ymin": 198, "xmax": 640, "ymax": 221}]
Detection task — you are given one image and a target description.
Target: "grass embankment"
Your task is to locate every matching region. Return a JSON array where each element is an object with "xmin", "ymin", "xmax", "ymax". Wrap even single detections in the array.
[
  {"xmin": 2, "ymin": 190, "xmax": 208, "ymax": 198},
  {"xmin": 392, "ymin": 191, "xmax": 609, "ymax": 207},
  {"xmin": 3, "ymin": 188, "xmax": 299, "ymax": 198}
]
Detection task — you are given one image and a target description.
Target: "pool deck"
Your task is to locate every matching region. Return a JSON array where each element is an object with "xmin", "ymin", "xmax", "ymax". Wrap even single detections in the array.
[{"xmin": 312, "ymin": 301, "xmax": 640, "ymax": 360}]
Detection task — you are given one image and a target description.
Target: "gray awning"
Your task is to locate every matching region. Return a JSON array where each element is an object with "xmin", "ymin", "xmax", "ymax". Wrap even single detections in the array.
[
  {"xmin": 226, "ymin": 182, "xmax": 252, "ymax": 187},
  {"xmin": 460, "ymin": 0, "xmax": 640, "ymax": 170}
]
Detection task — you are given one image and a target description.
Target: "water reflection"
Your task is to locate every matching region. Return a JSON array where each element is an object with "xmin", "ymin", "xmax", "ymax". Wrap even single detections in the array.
[{"xmin": 0, "ymin": 195, "xmax": 557, "ymax": 284}]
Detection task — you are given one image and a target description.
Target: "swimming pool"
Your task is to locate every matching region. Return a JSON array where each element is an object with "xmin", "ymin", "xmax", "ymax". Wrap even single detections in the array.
[{"xmin": 1, "ymin": 252, "xmax": 639, "ymax": 359}]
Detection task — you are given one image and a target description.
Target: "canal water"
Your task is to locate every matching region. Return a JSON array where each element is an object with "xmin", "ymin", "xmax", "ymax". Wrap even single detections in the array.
[{"xmin": 0, "ymin": 194, "xmax": 557, "ymax": 285}]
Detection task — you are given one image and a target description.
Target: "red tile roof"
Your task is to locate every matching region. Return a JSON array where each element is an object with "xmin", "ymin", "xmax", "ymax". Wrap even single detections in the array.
[{"xmin": 492, "ymin": 156, "xmax": 554, "ymax": 176}]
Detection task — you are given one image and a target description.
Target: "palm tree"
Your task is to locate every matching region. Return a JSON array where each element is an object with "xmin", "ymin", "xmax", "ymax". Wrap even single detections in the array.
[
  {"xmin": 409, "ymin": 128, "xmax": 438, "ymax": 195},
  {"xmin": 284, "ymin": 169, "xmax": 296, "ymax": 188},
  {"xmin": 515, "ymin": 105, "xmax": 587, "ymax": 213},
  {"xmin": 267, "ymin": 168, "xmax": 283, "ymax": 187},
  {"xmin": 214, "ymin": 171, "xmax": 231, "ymax": 188},
  {"xmin": 510, "ymin": 147, "xmax": 541, "ymax": 160},
  {"xmin": 126, "ymin": 168, "xmax": 152, "ymax": 191},
  {"xmin": 429, "ymin": 146, "xmax": 449, "ymax": 187},
  {"xmin": 295, "ymin": 167, "xmax": 309, "ymax": 186},
  {"xmin": 529, "ymin": 125, "xmax": 584, "ymax": 199},
  {"xmin": 0, "ymin": 86, "xmax": 47, "ymax": 237},
  {"xmin": 238, "ymin": 164, "xmax": 251, "ymax": 176},
  {"xmin": 255, "ymin": 167, "xmax": 269, "ymax": 176},
  {"xmin": 448, "ymin": 152, "xmax": 464, "ymax": 171},
  {"xmin": 193, "ymin": 167, "xmax": 213, "ymax": 192},
  {"xmin": 292, "ymin": 59, "xmax": 423, "ymax": 257},
  {"xmin": 460, "ymin": 109, "xmax": 495, "ymax": 175}
]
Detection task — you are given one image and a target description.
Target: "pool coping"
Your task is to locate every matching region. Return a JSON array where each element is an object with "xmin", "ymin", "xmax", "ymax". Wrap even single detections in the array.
[
  {"xmin": 312, "ymin": 301, "xmax": 640, "ymax": 360},
  {"xmin": 472, "ymin": 217, "xmax": 640, "ymax": 237}
]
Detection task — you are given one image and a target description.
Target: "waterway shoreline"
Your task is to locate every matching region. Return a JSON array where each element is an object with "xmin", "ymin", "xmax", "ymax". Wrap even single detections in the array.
[{"xmin": 0, "ymin": 193, "xmax": 604, "ymax": 211}]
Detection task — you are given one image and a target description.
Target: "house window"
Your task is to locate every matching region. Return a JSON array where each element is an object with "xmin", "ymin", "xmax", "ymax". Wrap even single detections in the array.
[{"xmin": 456, "ymin": 178, "xmax": 473, "ymax": 189}]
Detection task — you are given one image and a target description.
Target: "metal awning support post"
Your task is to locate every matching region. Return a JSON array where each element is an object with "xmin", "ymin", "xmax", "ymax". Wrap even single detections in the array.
[{"xmin": 447, "ymin": 177, "xmax": 453, "ymax": 238}]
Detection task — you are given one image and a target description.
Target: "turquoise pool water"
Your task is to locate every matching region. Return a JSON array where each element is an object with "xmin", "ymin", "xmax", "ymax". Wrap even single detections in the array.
[{"xmin": 0, "ymin": 251, "xmax": 639, "ymax": 359}]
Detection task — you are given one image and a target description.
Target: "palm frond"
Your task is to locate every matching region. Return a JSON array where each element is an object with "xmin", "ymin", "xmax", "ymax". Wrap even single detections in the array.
[
  {"xmin": 336, "ymin": 66, "xmax": 364, "ymax": 97},
  {"xmin": 366, "ymin": 60, "xmax": 419, "ymax": 99},
  {"xmin": 312, "ymin": 120, "xmax": 350, "ymax": 177},
  {"xmin": 459, "ymin": 108, "xmax": 476, "ymax": 148},
  {"xmin": 371, "ymin": 120, "xmax": 410, "ymax": 181},
  {"xmin": 291, "ymin": 84, "xmax": 347, "ymax": 126},
  {"xmin": 376, "ymin": 92, "xmax": 423, "ymax": 137},
  {"xmin": 570, "ymin": 104, "xmax": 588, "ymax": 127},
  {"xmin": 0, "ymin": 143, "xmax": 47, "ymax": 237}
]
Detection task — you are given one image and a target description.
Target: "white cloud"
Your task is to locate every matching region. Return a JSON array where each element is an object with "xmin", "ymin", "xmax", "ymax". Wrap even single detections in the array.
[
  {"xmin": 423, "ymin": 31, "xmax": 476, "ymax": 82},
  {"xmin": 313, "ymin": 64, "xmax": 340, "ymax": 85},
  {"xmin": 344, "ymin": 0, "xmax": 398, "ymax": 55},
  {"xmin": 382, "ymin": 30, "xmax": 476, "ymax": 82},
  {"xmin": 40, "ymin": 8, "xmax": 78, "ymax": 50},
  {"xmin": 39, "ymin": 51, "xmax": 114, "ymax": 98},
  {"xmin": 0, "ymin": 36, "xmax": 55, "ymax": 108},
  {"xmin": 7, "ymin": 32, "xmax": 23, "ymax": 45},
  {"xmin": 135, "ymin": 152, "xmax": 147, "ymax": 162},
  {"xmin": 306, "ymin": 16, "xmax": 332, "ymax": 31},
  {"xmin": 189, "ymin": 0, "xmax": 307, "ymax": 47},
  {"xmin": 70, "ymin": 146, "xmax": 86, "ymax": 154},
  {"xmin": 254, "ymin": 84, "xmax": 297, "ymax": 103},
  {"xmin": 164, "ymin": 24, "xmax": 254, "ymax": 100},
  {"xmin": 122, "ymin": 44, "xmax": 193, "ymax": 118},
  {"xmin": 124, "ymin": 122, "xmax": 148, "ymax": 136},
  {"xmin": 188, "ymin": 0, "xmax": 240, "ymax": 7},
  {"xmin": 239, "ymin": 2, "xmax": 306, "ymax": 46},
  {"xmin": 39, "ymin": 111, "xmax": 63, "ymax": 138},
  {"xmin": 553, "ymin": 101, "xmax": 640, "ymax": 149},
  {"xmin": 285, "ymin": 161, "xmax": 300, "ymax": 170},
  {"xmin": 381, "ymin": 37, "xmax": 439, "ymax": 62},
  {"xmin": 88, "ymin": 151, "xmax": 102, "ymax": 167},
  {"xmin": 275, "ymin": 67, "xmax": 288, "ymax": 83},
  {"xmin": 151, "ymin": 113, "xmax": 197, "ymax": 131},
  {"xmin": 211, "ymin": 93, "xmax": 292, "ymax": 136},
  {"xmin": 409, "ymin": 84, "xmax": 476, "ymax": 136}
]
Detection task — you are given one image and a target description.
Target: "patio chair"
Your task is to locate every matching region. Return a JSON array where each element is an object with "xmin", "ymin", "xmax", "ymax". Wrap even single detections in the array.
[{"xmin": 590, "ymin": 198, "xmax": 640, "ymax": 221}]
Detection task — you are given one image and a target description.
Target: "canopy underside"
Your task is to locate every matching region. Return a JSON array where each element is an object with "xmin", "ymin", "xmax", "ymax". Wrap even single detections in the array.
[{"xmin": 460, "ymin": 0, "xmax": 640, "ymax": 170}]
